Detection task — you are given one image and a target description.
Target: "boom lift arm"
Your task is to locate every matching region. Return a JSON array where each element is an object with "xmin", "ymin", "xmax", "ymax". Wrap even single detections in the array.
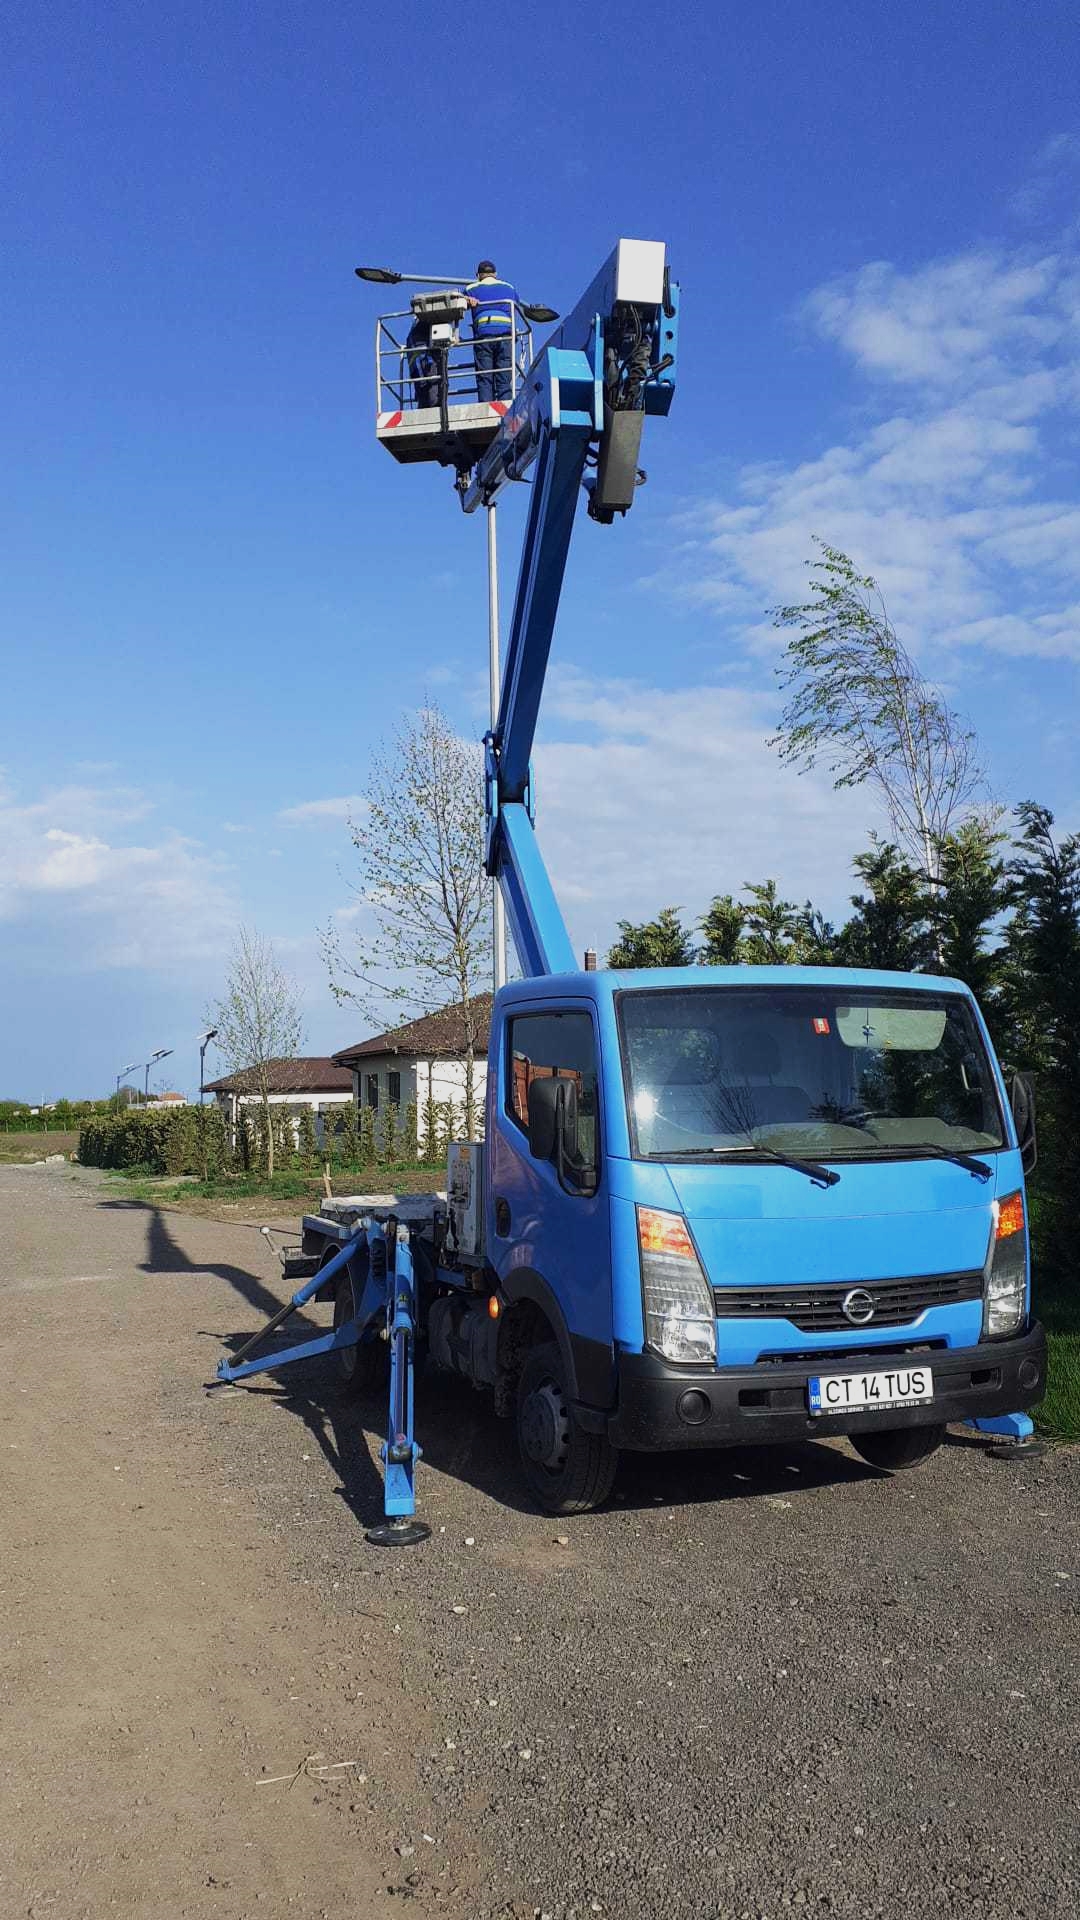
[{"xmin": 468, "ymin": 239, "xmax": 680, "ymax": 977}]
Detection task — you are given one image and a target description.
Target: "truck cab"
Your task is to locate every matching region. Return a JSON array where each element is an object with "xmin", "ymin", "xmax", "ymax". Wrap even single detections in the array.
[{"xmin": 481, "ymin": 965, "xmax": 1045, "ymax": 1512}]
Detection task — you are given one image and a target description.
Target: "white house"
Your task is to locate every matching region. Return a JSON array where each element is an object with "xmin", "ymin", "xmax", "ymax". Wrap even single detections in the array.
[
  {"xmin": 202, "ymin": 1057, "xmax": 355, "ymax": 1134},
  {"xmin": 332, "ymin": 995, "xmax": 492, "ymax": 1135}
]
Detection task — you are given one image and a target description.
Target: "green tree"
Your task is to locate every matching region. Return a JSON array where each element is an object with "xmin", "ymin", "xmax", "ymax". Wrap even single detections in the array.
[
  {"xmin": 381, "ymin": 1102, "xmax": 401, "ymax": 1164},
  {"xmin": 772, "ymin": 542, "xmax": 981, "ymax": 882},
  {"xmin": 338, "ymin": 1101, "xmax": 359, "ymax": 1168},
  {"xmin": 833, "ymin": 841, "xmax": 935, "ymax": 972},
  {"xmin": 698, "ymin": 894, "xmax": 743, "ymax": 965},
  {"xmin": 739, "ymin": 881, "xmax": 814, "ymax": 964},
  {"xmin": 607, "ymin": 907, "xmax": 695, "ymax": 969},
  {"xmin": 932, "ymin": 814, "xmax": 1009, "ymax": 1010},
  {"xmin": 1003, "ymin": 803, "xmax": 1080, "ymax": 1270}
]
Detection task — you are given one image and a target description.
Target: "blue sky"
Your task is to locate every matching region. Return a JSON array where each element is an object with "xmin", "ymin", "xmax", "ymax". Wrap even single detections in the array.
[{"xmin": 3, "ymin": 1, "xmax": 1079, "ymax": 1098}]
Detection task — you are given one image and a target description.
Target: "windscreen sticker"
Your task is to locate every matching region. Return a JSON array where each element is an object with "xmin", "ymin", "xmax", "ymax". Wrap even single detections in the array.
[{"xmin": 812, "ymin": 1017, "xmax": 830, "ymax": 1035}]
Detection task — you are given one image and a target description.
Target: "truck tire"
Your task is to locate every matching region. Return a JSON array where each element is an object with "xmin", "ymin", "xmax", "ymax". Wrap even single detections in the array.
[
  {"xmin": 850, "ymin": 1424, "xmax": 946, "ymax": 1471},
  {"xmin": 332, "ymin": 1265, "xmax": 387, "ymax": 1396},
  {"xmin": 516, "ymin": 1341, "xmax": 618, "ymax": 1515}
]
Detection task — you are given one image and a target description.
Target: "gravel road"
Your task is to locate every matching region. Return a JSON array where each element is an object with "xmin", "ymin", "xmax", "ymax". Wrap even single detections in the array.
[{"xmin": 3, "ymin": 1163, "xmax": 1078, "ymax": 1919}]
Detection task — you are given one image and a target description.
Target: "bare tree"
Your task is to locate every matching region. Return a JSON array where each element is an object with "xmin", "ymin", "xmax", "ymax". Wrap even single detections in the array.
[
  {"xmin": 771, "ymin": 542, "xmax": 982, "ymax": 882},
  {"xmin": 209, "ymin": 927, "xmax": 305, "ymax": 1179},
  {"xmin": 323, "ymin": 704, "xmax": 491, "ymax": 1129}
]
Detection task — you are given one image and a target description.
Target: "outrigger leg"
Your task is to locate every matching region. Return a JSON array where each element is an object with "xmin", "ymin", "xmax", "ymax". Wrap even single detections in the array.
[
  {"xmin": 214, "ymin": 1217, "xmax": 430, "ymax": 1543},
  {"xmin": 365, "ymin": 1224, "xmax": 430, "ymax": 1548}
]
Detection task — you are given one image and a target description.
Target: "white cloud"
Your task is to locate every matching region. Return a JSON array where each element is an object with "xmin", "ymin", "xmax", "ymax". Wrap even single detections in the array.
[
  {"xmin": 805, "ymin": 251, "xmax": 1068, "ymax": 388},
  {"xmin": 660, "ymin": 239, "xmax": 1080, "ymax": 668},
  {"xmin": 278, "ymin": 795, "xmax": 367, "ymax": 824},
  {"xmin": 0, "ymin": 778, "xmax": 238, "ymax": 972}
]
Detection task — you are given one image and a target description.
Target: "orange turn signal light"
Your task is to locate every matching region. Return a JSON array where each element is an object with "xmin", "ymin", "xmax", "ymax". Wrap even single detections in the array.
[
  {"xmin": 487, "ymin": 1294, "xmax": 501, "ymax": 1319},
  {"xmin": 995, "ymin": 1191, "xmax": 1025, "ymax": 1240},
  {"xmin": 637, "ymin": 1206, "xmax": 695, "ymax": 1259}
]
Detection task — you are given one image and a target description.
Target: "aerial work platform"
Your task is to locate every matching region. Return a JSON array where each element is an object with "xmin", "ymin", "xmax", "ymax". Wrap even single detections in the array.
[{"xmin": 368, "ymin": 286, "xmax": 542, "ymax": 469}]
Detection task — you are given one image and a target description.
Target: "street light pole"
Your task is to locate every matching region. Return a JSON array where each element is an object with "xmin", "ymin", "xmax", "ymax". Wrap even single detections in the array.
[
  {"xmin": 116, "ymin": 1061, "xmax": 139, "ymax": 1109},
  {"xmin": 143, "ymin": 1048, "xmax": 173, "ymax": 1106},
  {"xmin": 197, "ymin": 1029, "xmax": 218, "ymax": 1106},
  {"xmin": 487, "ymin": 501, "xmax": 507, "ymax": 993}
]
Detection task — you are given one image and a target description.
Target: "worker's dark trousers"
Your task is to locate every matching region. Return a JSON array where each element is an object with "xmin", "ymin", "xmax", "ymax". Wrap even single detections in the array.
[{"xmin": 475, "ymin": 337, "xmax": 512, "ymax": 402}]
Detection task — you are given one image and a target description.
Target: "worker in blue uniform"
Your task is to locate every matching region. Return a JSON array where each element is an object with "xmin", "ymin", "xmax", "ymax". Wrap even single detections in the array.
[{"xmin": 467, "ymin": 260, "xmax": 518, "ymax": 403}]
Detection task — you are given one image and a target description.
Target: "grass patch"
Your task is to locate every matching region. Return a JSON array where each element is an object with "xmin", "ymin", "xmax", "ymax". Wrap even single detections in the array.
[{"xmin": 0, "ymin": 1130, "xmax": 78, "ymax": 1164}]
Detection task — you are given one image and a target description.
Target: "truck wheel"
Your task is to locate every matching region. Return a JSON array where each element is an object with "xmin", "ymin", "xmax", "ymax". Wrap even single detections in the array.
[
  {"xmin": 516, "ymin": 1341, "xmax": 618, "ymax": 1515},
  {"xmin": 333, "ymin": 1267, "xmax": 387, "ymax": 1395},
  {"xmin": 850, "ymin": 1424, "xmax": 946, "ymax": 1471}
]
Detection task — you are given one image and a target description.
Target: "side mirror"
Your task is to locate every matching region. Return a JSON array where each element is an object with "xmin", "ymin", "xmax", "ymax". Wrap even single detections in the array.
[
  {"xmin": 1010, "ymin": 1072, "xmax": 1037, "ymax": 1175},
  {"xmin": 526, "ymin": 1076, "xmax": 598, "ymax": 1196}
]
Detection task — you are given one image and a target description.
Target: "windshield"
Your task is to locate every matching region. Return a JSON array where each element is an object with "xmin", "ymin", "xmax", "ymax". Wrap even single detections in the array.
[{"xmin": 617, "ymin": 985, "xmax": 1005, "ymax": 1163}]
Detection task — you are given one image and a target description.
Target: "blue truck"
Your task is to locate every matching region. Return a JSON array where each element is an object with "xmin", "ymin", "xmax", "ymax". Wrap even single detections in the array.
[{"xmin": 218, "ymin": 240, "xmax": 1045, "ymax": 1538}]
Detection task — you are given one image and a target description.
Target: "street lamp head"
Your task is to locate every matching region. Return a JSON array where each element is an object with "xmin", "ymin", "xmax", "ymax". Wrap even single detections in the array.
[
  {"xmin": 197, "ymin": 1028, "xmax": 219, "ymax": 1045},
  {"xmin": 149, "ymin": 1048, "xmax": 174, "ymax": 1065},
  {"xmin": 521, "ymin": 303, "xmax": 559, "ymax": 325},
  {"xmin": 355, "ymin": 265, "xmax": 402, "ymax": 284},
  {"xmin": 120, "ymin": 1061, "xmax": 140, "ymax": 1076}
]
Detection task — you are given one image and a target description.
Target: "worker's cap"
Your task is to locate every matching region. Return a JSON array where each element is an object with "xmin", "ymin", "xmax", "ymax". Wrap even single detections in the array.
[{"xmin": 476, "ymin": 259, "xmax": 497, "ymax": 276}]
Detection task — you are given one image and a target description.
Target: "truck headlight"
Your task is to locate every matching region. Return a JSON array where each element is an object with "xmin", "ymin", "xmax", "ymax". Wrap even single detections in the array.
[
  {"xmin": 983, "ymin": 1190, "xmax": 1027, "ymax": 1340},
  {"xmin": 637, "ymin": 1206, "xmax": 716, "ymax": 1366}
]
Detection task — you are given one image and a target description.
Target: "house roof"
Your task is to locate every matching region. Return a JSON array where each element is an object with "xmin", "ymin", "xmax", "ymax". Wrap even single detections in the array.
[
  {"xmin": 333, "ymin": 994, "xmax": 493, "ymax": 1065},
  {"xmin": 203, "ymin": 1057, "xmax": 354, "ymax": 1095}
]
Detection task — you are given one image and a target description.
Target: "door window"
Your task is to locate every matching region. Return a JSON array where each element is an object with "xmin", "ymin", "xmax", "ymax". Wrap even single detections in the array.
[{"xmin": 507, "ymin": 1012, "xmax": 599, "ymax": 1186}]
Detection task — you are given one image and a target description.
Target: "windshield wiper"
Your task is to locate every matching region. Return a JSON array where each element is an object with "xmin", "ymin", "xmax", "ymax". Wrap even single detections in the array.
[
  {"xmin": 892, "ymin": 1144, "xmax": 992, "ymax": 1181},
  {"xmin": 664, "ymin": 1146, "xmax": 840, "ymax": 1188}
]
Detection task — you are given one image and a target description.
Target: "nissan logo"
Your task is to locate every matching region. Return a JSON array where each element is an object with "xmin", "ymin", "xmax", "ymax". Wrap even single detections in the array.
[{"xmin": 842, "ymin": 1287, "xmax": 876, "ymax": 1326}]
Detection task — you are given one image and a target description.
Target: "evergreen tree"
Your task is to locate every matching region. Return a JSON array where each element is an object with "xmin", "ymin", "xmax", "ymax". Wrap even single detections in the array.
[
  {"xmin": 932, "ymin": 814, "xmax": 1009, "ymax": 1010},
  {"xmin": 738, "ymin": 881, "xmax": 809, "ymax": 964},
  {"xmin": 1003, "ymin": 802, "xmax": 1080, "ymax": 1269},
  {"xmin": 698, "ymin": 894, "xmax": 743, "ymax": 964},
  {"xmin": 607, "ymin": 907, "xmax": 695, "ymax": 968},
  {"xmin": 833, "ymin": 842, "xmax": 935, "ymax": 971}
]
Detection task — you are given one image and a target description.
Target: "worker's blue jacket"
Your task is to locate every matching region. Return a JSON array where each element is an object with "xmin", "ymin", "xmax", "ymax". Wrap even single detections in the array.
[{"xmin": 468, "ymin": 277, "xmax": 518, "ymax": 337}]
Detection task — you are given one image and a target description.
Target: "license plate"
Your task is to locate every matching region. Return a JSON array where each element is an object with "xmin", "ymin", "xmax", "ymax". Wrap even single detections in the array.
[{"xmin": 808, "ymin": 1364, "xmax": 934, "ymax": 1415}]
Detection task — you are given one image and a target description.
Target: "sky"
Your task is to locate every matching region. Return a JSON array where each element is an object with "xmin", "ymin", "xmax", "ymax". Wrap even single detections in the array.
[{"xmin": 3, "ymin": 1, "xmax": 1080, "ymax": 1098}]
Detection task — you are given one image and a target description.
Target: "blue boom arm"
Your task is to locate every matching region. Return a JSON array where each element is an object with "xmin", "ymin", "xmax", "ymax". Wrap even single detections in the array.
[{"xmin": 468, "ymin": 240, "xmax": 680, "ymax": 979}]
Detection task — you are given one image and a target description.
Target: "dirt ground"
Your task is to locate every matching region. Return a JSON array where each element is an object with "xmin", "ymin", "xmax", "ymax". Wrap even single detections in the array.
[
  {"xmin": 4, "ymin": 1162, "xmax": 1079, "ymax": 1920},
  {"xmin": 1, "ymin": 1164, "xmax": 471, "ymax": 1920}
]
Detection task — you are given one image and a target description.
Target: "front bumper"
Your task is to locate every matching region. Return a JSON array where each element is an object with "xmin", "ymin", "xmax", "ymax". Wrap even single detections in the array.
[{"xmin": 606, "ymin": 1322, "xmax": 1047, "ymax": 1451}]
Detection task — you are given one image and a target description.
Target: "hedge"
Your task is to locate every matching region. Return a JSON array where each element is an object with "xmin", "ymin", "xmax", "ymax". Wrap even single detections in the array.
[
  {"xmin": 79, "ymin": 1106, "xmax": 231, "ymax": 1176},
  {"xmin": 78, "ymin": 1098, "xmax": 454, "ymax": 1177}
]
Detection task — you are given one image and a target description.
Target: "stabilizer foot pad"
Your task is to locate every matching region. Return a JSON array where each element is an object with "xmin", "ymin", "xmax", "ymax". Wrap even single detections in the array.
[
  {"xmin": 365, "ymin": 1519, "xmax": 432, "ymax": 1548},
  {"xmin": 988, "ymin": 1438, "xmax": 1047, "ymax": 1462}
]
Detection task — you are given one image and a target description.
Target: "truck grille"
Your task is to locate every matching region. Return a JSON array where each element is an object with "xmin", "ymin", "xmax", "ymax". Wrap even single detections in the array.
[{"xmin": 713, "ymin": 1270, "xmax": 983, "ymax": 1332}]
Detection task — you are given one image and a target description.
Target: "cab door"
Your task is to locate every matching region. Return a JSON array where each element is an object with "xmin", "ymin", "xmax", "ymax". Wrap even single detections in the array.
[{"xmin": 488, "ymin": 1004, "xmax": 614, "ymax": 1396}]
